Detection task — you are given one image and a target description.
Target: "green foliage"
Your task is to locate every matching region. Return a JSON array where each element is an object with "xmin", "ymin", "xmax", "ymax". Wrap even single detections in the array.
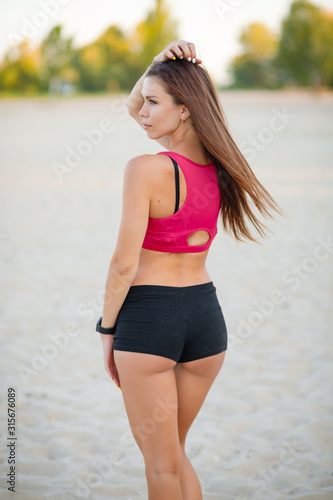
[
  {"xmin": 0, "ymin": 0, "xmax": 178, "ymax": 94},
  {"xmin": 229, "ymin": 23, "xmax": 281, "ymax": 89},
  {"xmin": 229, "ymin": 1, "xmax": 333, "ymax": 89},
  {"xmin": 72, "ymin": 25, "xmax": 135, "ymax": 92},
  {"xmin": 276, "ymin": 0, "xmax": 333, "ymax": 87},
  {"xmin": 39, "ymin": 25, "xmax": 77, "ymax": 91},
  {"xmin": 230, "ymin": 56, "xmax": 282, "ymax": 90},
  {"xmin": 239, "ymin": 22, "xmax": 278, "ymax": 60},
  {"xmin": 3, "ymin": 0, "xmax": 332, "ymax": 93},
  {"xmin": 0, "ymin": 41, "xmax": 41, "ymax": 94},
  {"xmin": 132, "ymin": 0, "xmax": 179, "ymax": 69}
]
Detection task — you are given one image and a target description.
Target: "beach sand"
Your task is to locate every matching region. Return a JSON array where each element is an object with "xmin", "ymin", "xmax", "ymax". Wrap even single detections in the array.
[{"xmin": 0, "ymin": 90, "xmax": 332, "ymax": 499}]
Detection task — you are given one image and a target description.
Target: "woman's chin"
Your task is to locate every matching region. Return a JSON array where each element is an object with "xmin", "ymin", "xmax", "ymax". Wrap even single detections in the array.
[
  {"xmin": 146, "ymin": 129, "xmax": 158, "ymax": 139},
  {"xmin": 145, "ymin": 128, "xmax": 169, "ymax": 141}
]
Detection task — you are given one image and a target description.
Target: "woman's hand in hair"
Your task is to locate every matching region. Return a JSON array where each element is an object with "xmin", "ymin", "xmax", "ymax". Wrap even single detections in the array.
[{"xmin": 153, "ymin": 40, "xmax": 202, "ymax": 65}]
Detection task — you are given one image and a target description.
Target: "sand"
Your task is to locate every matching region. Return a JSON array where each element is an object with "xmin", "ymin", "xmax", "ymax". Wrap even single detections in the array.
[{"xmin": 0, "ymin": 89, "xmax": 332, "ymax": 499}]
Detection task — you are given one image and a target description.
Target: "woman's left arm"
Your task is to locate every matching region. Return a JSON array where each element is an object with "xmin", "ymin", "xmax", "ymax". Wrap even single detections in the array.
[{"xmin": 99, "ymin": 155, "xmax": 152, "ymax": 385}]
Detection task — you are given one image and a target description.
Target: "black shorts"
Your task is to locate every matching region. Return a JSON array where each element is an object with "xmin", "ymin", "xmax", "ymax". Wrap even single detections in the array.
[{"xmin": 113, "ymin": 281, "xmax": 227, "ymax": 363}]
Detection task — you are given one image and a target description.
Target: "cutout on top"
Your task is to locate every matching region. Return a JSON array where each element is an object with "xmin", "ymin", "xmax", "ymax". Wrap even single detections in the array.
[{"xmin": 187, "ymin": 230, "xmax": 211, "ymax": 246}]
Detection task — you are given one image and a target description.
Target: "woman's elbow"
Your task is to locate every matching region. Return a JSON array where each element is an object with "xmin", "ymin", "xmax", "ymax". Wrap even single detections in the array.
[{"xmin": 109, "ymin": 258, "xmax": 138, "ymax": 280}]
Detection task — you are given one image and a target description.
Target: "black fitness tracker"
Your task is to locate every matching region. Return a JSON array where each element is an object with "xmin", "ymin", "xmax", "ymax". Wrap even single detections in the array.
[{"xmin": 96, "ymin": 316, "xmax": 116, "ymax": 335}]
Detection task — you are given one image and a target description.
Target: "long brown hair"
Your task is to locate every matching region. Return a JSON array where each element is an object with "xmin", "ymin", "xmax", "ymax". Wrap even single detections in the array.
[{"xmin": 147, "ymin": 59, "xmax": 283, "ymax": 242}]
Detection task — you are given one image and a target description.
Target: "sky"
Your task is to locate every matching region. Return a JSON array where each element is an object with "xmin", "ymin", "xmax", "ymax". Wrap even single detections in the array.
[{"xmin": 1, "ymin": 0, "xmax": 333, "ymax": 85}]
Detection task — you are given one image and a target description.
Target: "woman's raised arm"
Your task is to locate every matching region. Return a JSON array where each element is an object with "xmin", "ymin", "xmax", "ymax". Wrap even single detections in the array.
[{"xmin": 126, "ymin": 40, "xmax": 202, "ymax": 148}]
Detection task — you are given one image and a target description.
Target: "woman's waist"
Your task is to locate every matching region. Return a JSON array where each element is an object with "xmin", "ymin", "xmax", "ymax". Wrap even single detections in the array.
[{"xmin": 132, "ymin": 249, "xmax": 210, "ymax": 287}]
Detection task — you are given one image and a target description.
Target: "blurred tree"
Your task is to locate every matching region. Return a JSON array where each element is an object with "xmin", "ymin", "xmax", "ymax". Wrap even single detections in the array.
[
  {"xmin": 239, "ymin": 22, "xmax": 278, "ymax": 60},
  {"xmin": 39, "ymin": 25, "xmax": 78, "ymax": 93},
  {"xmin": 276, "ymin": 0, "xmax": 333, "ymax": 88},
  {"xmin": 321, "ymin": 11, "xmax": 333, "ymax": 87},
  {"xmin": 132, "ymin": 0, "xmax": 179, "ymax": 69},
  {"xmin": 0, "ymin": 40, "xmax": 41, "ymax": 94},
  {"xmin": 73, "ymin": 25, "xmax": 142, "ymax": 92},
  {"xmin": 229, "ymin": 23, "xmax": 281, "ymax": 89},
  {"xmin": 0, "ymin": 0, "xmax": 180, "ymax": 94}
]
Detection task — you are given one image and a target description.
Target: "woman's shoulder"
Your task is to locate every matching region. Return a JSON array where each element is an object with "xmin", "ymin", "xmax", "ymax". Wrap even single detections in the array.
[
  {"xmin": 127, "ymin": 152, "xmax": 169, "ymax": 164},
  {"xmin": 125, "ymin": 153, "xmax": 173, "ymax": 176}
]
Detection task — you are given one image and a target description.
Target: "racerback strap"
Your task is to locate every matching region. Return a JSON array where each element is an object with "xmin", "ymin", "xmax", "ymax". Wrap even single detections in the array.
[{"xmin": 166, "ymin": 155, "xmax": 180, "ymax": 214}]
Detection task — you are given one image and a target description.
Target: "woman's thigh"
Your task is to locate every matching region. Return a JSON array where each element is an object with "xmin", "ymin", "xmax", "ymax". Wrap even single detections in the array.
[
  {"xmin": 174, "ymin": 351, "xmax": 226, "ymax": 446},
  {"xmin": 114, "ymin": 350, "xmax": 182, "ymax": 469}
]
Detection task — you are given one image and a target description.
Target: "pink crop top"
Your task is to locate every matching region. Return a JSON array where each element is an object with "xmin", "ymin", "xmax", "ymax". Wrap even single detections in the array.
[{"xmin": 141, "ymin": 151, "xmax": 221, "ymax": 253}]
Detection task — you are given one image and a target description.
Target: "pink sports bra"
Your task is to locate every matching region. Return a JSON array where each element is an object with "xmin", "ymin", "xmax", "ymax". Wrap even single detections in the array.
[{"xmin": 142, "ymin": 151, "xmax": 221, "ymax": 253}]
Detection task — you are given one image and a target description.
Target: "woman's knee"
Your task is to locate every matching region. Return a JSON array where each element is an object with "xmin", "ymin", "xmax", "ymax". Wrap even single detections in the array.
[{"xmin": 144, "ymin": 453, "xmax": 182, "ymax": 478}]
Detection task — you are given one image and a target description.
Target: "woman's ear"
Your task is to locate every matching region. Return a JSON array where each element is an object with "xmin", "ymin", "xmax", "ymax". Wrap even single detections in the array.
[{"xmin": 180, "ymin": 105, "xmax": 190, "ymax": 122}]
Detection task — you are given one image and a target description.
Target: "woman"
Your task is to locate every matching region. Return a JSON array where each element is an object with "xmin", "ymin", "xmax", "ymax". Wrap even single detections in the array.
[{"xmin": 96, "ymin": 40, "xmax": 281, "ymax": 500}]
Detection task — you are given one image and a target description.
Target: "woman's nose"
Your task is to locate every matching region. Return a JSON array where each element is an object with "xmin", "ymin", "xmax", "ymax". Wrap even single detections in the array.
[{"xmin": 139, "ymin": 102, "xmax": 148, "ymax": 117}]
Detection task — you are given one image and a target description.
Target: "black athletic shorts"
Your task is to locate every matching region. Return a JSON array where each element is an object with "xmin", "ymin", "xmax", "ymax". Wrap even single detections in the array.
[{"xmin": 112, "ymin": 281, "xmax": 227, "ymax": 363}]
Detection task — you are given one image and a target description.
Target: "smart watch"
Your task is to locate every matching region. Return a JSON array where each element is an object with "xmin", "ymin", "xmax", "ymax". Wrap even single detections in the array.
[{"xmin": 96, "ymin": 316, "xmax": 116, "ymax": 335}]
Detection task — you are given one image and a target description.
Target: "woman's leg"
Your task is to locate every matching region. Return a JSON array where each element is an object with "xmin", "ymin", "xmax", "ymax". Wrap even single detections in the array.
[
  {"xmin": 114, "ymin": 350, "xmax": 184, "ymax": 500},
  {"xmin": 174, "ymin": 351, "xmax": 226, "ymax": 500}
]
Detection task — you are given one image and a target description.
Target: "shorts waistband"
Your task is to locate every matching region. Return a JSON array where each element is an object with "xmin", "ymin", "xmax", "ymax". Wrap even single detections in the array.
[{"xmin": 128, "ymin": 281, "xmax": 215, "ymax": 296}]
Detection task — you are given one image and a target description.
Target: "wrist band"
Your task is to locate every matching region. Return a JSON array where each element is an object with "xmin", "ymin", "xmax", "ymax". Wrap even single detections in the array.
[{"xmin": 96, "ymin": 316, "xmax": 116, "ymax": 335}]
